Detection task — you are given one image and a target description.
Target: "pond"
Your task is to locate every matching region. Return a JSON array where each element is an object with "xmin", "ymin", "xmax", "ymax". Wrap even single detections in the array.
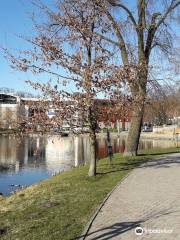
[{"xmin": 0, "ymin": 134, "xmax": 176, "ymax": 195}]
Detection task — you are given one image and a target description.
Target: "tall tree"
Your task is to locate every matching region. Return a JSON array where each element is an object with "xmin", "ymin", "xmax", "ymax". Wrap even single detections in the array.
[
  {"xmin": 4, "ymin": 0, "xmax": 126, "ymax": 176},
  {"xmin": 94, "ymin": 0, "xmax": 180, "ymax": 156}
]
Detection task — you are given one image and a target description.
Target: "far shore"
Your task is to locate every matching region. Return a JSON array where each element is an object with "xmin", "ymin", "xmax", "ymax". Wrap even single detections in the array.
[
  {"xmin": 98, "ymin": 131, "xmax": 175, "ymax": 141},
  {"xmin": 0, "ymin": 128, "xmax": 176, "ymax": 141}
]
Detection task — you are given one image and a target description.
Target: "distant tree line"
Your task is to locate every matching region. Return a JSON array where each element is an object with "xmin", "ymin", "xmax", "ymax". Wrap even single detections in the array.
[{"xmin": 144, "ymin": 85, "xmax": 180, "ymax": 125}]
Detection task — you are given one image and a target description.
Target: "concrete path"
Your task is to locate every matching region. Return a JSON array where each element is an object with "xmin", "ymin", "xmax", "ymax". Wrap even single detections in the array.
[{"xmin": 85, "ymin": 153, "xmax": 180, "ymax": 240}]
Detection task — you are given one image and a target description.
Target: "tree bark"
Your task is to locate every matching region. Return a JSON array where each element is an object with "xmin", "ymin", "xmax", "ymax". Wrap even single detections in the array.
[
  {"xmin": 124, "ymin": 99, "xmax": 144, "ymax": 156},
  {"xmin": 88, "ymin": 131, "xmax": 97, "ymax": 176},
  {"xmin": 124, "ymin": 71, "xmax": 147, "ymax": 156}
]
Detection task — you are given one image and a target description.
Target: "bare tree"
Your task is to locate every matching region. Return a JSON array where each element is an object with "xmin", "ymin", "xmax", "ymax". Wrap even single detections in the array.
[{"xmin": 92, "ymin": 0, "xmax": 180, "ymax": 156}]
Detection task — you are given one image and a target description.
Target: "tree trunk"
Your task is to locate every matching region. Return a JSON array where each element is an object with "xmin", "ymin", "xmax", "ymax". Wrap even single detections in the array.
[
  {"xmin": 88, "ymin": 131, "xmax": 97, "ymax": 176},
  {"xmin": 124, "ymin": 54, "xmax": 148, "ymax": 156},
  {"xmin": 124, "ymin": 100, "xmax": 144, "ymax": 156}
]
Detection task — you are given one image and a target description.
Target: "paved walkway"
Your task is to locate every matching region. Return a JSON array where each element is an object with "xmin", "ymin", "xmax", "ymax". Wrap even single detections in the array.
[{"xmin": 85, "ymin": 153, "xmax": 180, "ymax": 240}]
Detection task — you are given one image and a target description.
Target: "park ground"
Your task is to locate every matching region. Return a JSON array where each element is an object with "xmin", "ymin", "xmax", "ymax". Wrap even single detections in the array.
[
  {"xmin": 85, "ymin": 152, "xmax": 180, "ymax": 240},
  {"xmin": 0, "ymin": 147, "xmax": 180, "ymax": 240}
]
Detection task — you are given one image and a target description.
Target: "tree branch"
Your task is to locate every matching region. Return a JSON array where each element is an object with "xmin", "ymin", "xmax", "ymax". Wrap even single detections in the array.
[
  {"xmin": 107, "ymin": 0, "xmax": 137, "ymax": 30},
  {"xmin": 105, "ymin": 10, "xmax": 129, "ymax": 64},
  {"xmin": 27, "ymin": 64, "xmax": 81, "ymax": 82},
  {"xmin": 145, "ymin": 0, "xmax": 180, "ymax": 60},
  {"xmin": 137, "ymin": 0, "xmax": 146, "ymax": 61},
  {"xmin": 156, "ymin": 0, "xmax": 180, "ymax": 29},
  {"xmin": 145, "ymin": 13, "xmax": 160, "ymax": 60},
  {"xmin": 94, "ymin": 32, "xmax": 119, "ymax": 46}
]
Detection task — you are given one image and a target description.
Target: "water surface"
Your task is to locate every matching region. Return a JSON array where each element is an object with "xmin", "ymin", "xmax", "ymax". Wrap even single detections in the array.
[{"xmin": 0, "ymin": 134, "xmax": 176, "ymax": 195}]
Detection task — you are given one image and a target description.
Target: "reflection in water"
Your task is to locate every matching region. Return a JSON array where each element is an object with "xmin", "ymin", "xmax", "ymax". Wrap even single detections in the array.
[
  {"xmin": 96, "ymin": 137, "xmax": 126, "ymax": 159},
  {"xmin": 138, "ymin": 139, "xmax": 177, "ymax": 150},
  {"xmin": 0, "ymin": 134, "xmax": 176, "ymax": 195},
  {"xmin": 45, "ymin": 136, "xmax": 74, "ymax": 171}
]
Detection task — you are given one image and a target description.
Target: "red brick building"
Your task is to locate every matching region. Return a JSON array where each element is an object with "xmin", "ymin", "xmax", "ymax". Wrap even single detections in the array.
[{"xmin": 95, "ymin": 99, "xmax": 131, "ymax": 131}]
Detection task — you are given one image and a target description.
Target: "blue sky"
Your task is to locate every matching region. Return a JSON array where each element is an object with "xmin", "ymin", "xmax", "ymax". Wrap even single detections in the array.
[
  {"xmin": 0, "ymin": 0, "xmax": 35, "ymax": 92},
  {"xmin": 0, "ymin": 0, "xmax": 179, "ymax": 93},
  {"xmin": 0, "ymin": 0, "xmax": 78, "ymax": 94}
]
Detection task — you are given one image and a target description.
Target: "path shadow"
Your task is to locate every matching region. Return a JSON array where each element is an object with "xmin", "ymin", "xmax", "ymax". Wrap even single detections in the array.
[
  {"xmin": 85, "ymin": 221, "xmax": 141, "ymax": 240},
  {"xmin": 139, "ymin": 156, "xmax": 180, "ymax": 169},
  {"xmin": 76, "ymin": 221, "xmax": 142, "ymax": 240},
  {"xmin": 78, "ymin": 207, "xmax": 180, "ymax": 240}
]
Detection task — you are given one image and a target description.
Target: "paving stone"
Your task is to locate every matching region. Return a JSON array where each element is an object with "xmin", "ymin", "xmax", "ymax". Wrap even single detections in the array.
[{"xmin": 85, "ymin": 153, "xmax": 180, "ymax": 240}]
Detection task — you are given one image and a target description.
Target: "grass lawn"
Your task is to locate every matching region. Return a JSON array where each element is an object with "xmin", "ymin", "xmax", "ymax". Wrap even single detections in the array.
[{"xmin": 0, "ymin": 147, "xmax": 180, "ymax": 240}]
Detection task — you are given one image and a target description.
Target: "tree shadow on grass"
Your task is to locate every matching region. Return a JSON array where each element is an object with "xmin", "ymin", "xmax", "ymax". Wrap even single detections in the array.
[
  {"xmin": 97, "ymin": 150, "xmax": 180, "ymax": 174},
  {"xmin": 97, "ymin": 158, "xmax": 148, "ymax": 175},
  {"xmin": 138, "ymin": 149, "xmax": 180, "ymax": 156}
]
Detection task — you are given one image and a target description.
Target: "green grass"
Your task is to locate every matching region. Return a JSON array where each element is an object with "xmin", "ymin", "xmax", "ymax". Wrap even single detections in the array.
[{"xmin": 0, "ymin": 147, "xmax": 180, "ymax": 240}]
